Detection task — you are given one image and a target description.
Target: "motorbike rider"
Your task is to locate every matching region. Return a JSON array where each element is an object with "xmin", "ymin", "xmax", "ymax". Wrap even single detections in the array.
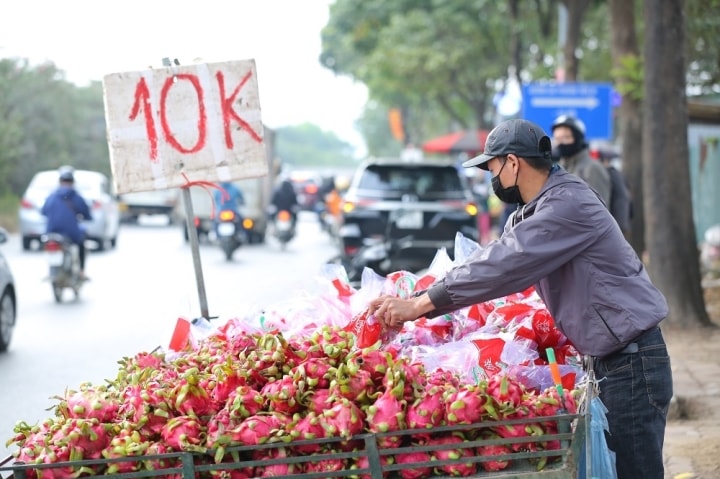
[
  {"xmin": 41, "ymin": 167, "xmax": 92, "ymax": 279},
  {"xmin": 213, "ymin": 181, "xmax": 245, "ymax": 234},
  {"xmin": 270, "ymin": 178, "xmax": 299, "ymax": 228}
]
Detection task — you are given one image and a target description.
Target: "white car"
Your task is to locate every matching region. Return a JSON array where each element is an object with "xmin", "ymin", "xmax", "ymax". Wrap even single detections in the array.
[
  {"xmin": 0, "ymin": 227, "xmax": 17, "ymax": 352},
  {"xmin": 18, "ymin": 169, "xmax": 121, "ymax": 251}
]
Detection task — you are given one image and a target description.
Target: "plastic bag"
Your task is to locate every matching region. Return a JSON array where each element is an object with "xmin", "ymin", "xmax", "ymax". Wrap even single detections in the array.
[{"xmin": 578, "ymin": 396, "xmax": 618, "ymax": 479}]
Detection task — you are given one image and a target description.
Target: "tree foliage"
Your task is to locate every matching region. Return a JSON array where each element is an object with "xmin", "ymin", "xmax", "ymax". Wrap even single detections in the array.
[
  {"xmin": 0, "ymin": 59, "xmax": 111, "ymax": 196},
  {"xmin": 274, "ymin": 123, "xmax": 357, "ymax": 168}
]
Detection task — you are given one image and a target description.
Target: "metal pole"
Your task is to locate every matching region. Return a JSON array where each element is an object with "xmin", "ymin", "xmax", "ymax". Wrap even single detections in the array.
[{"xmin": 181, "ymin": 187, "xmax": 210, "ymax": 319}]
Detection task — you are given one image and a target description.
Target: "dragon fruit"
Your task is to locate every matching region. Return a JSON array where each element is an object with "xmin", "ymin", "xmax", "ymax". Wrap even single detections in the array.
[
  {"xmin": 365, "ymin": 370, "xmax": 406, "ymax": 448},
  {"xmin": 331, "ymin": 363, "xmax": 376, "ymax": 404},
  {"xmin": 289, "ymin": 412, "xmax": 326, "ymax": 454},
  {"xmin": 406, "ymin": 384, "xmax": 445, "ymax": 434},
  {"xmin": 321, "ymin": 398, "xmax": 365, "ymax": 451},
  {"xmin": 445, "ymin": 383, "xmax": 494, "ymax": 424},
  {"xmin": 55, "ymin": 384, "xmax": 120, "ymax": 423},
  {"xmin": 224, "ymin": 385, "xmax": 266, "ymax": 419},
  {"xmin": 293, "ymin": 357, "xmax": 333, "ymax": 389},
  {"xmin": 305, "ymin": 388, "xmax": 335, "ymax": 414},
  {"xmin": 255, "ymin": 447, "xmax": 302, "ymax": 477},
  {"xmin": 427, "ymin": 433, "xmax": 477, "ymax": 477},
  {"xmin": 394, "ymin": 450, "xmax": 433, "ymax": 479},
  {"xmin": 477, "ymin": 442, "xmax": 512, "ymax": 472},
  {"xmin": 160, "ymin": 415, "xmax": 205, "ymax": 452},
  {"xmin": 261, "ymin": 376, "xmax": 302, "ymax": 414},
  {"xmin": 234, "ymin": 413, "xmax": 289, "ymax": 446}
]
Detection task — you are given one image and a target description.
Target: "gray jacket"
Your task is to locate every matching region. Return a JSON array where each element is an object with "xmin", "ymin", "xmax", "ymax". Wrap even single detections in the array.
[
  {"xmin": 427, "ymin": 168, "xmax": 667, "ymax": 357},
  {"xmin": 562, "ymin": 148, "xmax": 611, "ymax": 207}
]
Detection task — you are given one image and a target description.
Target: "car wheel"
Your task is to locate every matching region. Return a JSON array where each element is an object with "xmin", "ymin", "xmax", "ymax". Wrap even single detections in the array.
[
  {"xmin": 0, "ymin": 289, "xmax": 16, "ymax": 352},
  {"xmin": 22, "ymin": 236, "xmax": 32, "ymax": 251}
]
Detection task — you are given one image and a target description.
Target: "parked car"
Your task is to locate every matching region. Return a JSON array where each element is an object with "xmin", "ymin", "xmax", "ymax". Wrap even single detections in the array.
[
  {"xmin": 19, "ymin": 169, "xmax": 121, "ymax": 251},
  {"xmin": 118, "ymin": 189, "xmax": 180, "ymax": 224},
  {"xmin": 338, "ymin": 158, "xmax": 480, "ymax": 273},
  {"xmin": 0, "ymin": 227, "xmax": 17, "ymax": 352}
]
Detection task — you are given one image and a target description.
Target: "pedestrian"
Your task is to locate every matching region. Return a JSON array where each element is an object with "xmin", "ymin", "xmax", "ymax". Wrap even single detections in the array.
[
  {"xmin": 368, "ymin": 118, "xmax": 673, "ymax": 479},
  {"xmin": 41, "ymin": 167, "xmax": 93, "ymax": 279},
  {"xmin": 551, "ymin": 115, "xmax": 612, "ymax": 208}
]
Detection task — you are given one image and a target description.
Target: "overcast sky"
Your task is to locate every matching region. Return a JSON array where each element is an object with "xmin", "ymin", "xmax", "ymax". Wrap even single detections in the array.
[{"xmin": 0, "ymin": 0, "xmax": 368, "ymax": 153}]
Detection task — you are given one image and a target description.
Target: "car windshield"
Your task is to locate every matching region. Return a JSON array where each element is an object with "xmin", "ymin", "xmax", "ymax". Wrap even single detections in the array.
[{"xmin": 357, "ymin": 165, "xmax": 465, "ymax": 196}]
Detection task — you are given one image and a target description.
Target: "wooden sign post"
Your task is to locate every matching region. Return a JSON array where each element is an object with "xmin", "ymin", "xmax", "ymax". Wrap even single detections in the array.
[{"xmin": 102, "ymin": 59, "xmax": 267, "ymax": 319}]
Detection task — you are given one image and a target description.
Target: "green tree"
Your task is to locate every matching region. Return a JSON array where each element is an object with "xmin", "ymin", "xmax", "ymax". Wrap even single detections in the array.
[
  {"xmin": 275, "ymin": 123, "xmax": 357, "ymax": 168},
  {"xmin": 643, "ymin": 0, "xmax": 712, "ymax": 328}
]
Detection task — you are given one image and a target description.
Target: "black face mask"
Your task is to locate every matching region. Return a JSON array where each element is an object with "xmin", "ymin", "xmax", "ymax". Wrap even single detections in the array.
[
  {"xmin": 491, "ymin": 158, "xmax": 524, "ymax": 205},
  {"xmin": 557, "ymin": 142, "xmax": 583, "ymax": 158}
]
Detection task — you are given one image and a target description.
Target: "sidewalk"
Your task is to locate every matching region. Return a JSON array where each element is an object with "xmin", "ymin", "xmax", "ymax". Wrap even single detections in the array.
[{"xmin": 662, "ymin": 317, "xmax": 720, "ymax": 479}]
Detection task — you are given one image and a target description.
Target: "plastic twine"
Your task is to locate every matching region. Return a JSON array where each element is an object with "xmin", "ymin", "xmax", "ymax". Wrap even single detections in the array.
[{"xmin": 180, "ymin": 172, "xmax": 228, "ymax": 220}]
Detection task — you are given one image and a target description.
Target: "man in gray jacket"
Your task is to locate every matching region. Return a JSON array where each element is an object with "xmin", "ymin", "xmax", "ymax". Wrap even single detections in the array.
[
  {"xmin": 369, "ymin": 118, "xmax": 672, "ymax": 479},
  {"xmin": 552, "ymin": 115, "xmax": 612, "ymax": 208}
]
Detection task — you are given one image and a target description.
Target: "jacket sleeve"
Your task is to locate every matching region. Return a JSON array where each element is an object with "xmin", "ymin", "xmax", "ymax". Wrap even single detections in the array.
[
  {"xmin": 75, "ymin": 196, "xmax": 92, "ymax": 220},
  {"xmin": 585, "ymin": 162, "xmax": 612, "ymax": 208},
  {"xmin": 426, "ymin": 189, "xmax": 612, "ymax": 316}
]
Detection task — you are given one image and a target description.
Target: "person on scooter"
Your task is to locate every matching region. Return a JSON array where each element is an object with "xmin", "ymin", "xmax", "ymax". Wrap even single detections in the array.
[
  {"xmin": 41, "ymin": 168, "xmax": 92, "ymax": 279},
  {"xmin": 270, "ymin": 178, "xmax": 299, "ymax": 229},
  {"xmin": 213, "ymin": 181, "xmax": 245, "ymax": 237}
]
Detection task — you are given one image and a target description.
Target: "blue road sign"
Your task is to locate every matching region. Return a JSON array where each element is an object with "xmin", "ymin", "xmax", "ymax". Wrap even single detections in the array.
[{"xmin": 521, "ymin": 82, "xmax": 614, "ymax": 140}]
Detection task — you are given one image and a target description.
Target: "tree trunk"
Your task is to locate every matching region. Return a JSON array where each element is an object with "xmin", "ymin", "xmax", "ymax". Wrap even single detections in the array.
[
  {"xmin": 560, "ymin": 0, "xmax": 592, "ymax": 81},
  {"xmin": 608, "ymin": 0, "xmax": 644, "ymax": 254},
  {"xmin": 643, "ymin": 0, "xmax": 712, "ymax": 328}
]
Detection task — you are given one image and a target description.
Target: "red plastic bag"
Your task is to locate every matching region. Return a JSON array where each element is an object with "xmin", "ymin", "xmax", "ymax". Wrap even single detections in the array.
[{"xmin": 343, "ymin": 309, "xmax": 382, "ymax": 348}]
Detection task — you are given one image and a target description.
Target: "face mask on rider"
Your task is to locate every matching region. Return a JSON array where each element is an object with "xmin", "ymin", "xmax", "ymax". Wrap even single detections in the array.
[{"xmin": 491, "ymin": 156, "xmax": 524, "ymax": 205}]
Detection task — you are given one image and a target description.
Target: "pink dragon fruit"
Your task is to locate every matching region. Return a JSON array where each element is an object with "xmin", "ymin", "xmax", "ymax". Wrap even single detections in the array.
[
  {"xmin": 331, "ymin": 364, "xmax": 376, "ymax": 404},
  {"xmin": 255, "ymin": 446, "xmax": 302, "ymax": 477},
  {"xmin": 427, "ymin": 433, "xmax": 477, "ymax": 477},
  {"xmin": 321, "ymin": 398, "xmax": 366, "ymax": 451},
  {"xmin": 56, "ymin": 384, "xmax": 120, "ymax": 423},
  {"xmin": 304, "ymin": 454, "xmax": 347, "ymax": 477},
  {"xmin": 351, "ymin": 454, "xmax": 394, "ymax": 479},
  {"xmin": 224, "ymin": 385, "xmax": 266, "ymax": 419},
  {"xmin": 364, "ymin": 370, "xmax": 407, "ymax": 448},
  {"xmin": 234, "ymin": 413, "xmax": 289, "ymax": 446},
  {"xmin": 261, "ymin": 376, "xmax": 302, "ymax": 414},
  {"xmin": 289, "ymin": 411, "xmax": 327, "ymax": 454},
  {"xmin": 486, "ymin": 374, "xmax": 525, "ymax": 413},
  {"xmin": 293, "ymin": 357, "xmax": 333, "ymax": 389},
  {"xmin": 394, "ymin": 450, "xmax": 433, "ymax": 479},
  {"xmin": 477, "ymin": 443, "xmax": 512, "ymax": 472},
  {"xmin": 160, "ymin": 415, "xmax": 206, "ymax": 452},
  {"xmin": 445, "ymin": 383, "xmax": 493, "ymax": 424},
  {"xmin": 305, "ymin": 388, "xmax": 335, "ymax": 414},
  {"xmin": 406, "ymin": 384, "xmax": 445, "ymax": 435}
]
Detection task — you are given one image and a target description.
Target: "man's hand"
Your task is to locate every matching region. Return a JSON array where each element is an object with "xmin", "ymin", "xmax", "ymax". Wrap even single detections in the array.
[{"xmin": 367, "ymin": 293, "xmax": 434, "ymax": 329}]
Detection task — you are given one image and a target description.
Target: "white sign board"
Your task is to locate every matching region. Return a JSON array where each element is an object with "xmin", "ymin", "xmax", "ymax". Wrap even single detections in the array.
[{"xmin": 103, "ymin": 59, "xmax": 267, "ymax": 194}]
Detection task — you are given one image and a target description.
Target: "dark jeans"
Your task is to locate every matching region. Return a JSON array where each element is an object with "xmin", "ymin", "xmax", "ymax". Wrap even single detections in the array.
[{"xmin": 594, "ymin": 327, "xmax": 673, "ymax": 479}]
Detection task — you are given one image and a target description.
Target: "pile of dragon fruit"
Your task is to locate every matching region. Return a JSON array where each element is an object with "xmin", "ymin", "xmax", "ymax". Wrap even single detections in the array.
[{"xmin": 5, "ymin": 235, "xmax": 585, "ymax": 478}]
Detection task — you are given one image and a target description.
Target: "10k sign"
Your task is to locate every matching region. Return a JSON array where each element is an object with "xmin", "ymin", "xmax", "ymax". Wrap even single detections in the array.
[{"xmin": 103, "ymin": 59, "xmax": 267, "ymax": 195}]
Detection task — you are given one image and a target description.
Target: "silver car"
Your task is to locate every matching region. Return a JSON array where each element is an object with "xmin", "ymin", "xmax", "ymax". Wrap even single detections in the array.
[
  {"xmin": 18, "ymin": 169, "xmax": 121, "ymax": 251},
  {"xmin": 0, "ymin": 227, "xmax": 17, "ymax": 352}
]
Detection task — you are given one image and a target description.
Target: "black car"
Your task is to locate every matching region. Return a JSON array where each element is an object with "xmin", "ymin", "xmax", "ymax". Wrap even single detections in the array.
[{"xmin": 338, "ymin": 158, "xmax": 480, "ymax": 273}]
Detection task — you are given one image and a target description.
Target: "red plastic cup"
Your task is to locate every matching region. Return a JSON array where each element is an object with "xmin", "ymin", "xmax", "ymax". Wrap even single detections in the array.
[{"xmin": 169, "ymin": 317, "xmax": 191, "ymax": 351}]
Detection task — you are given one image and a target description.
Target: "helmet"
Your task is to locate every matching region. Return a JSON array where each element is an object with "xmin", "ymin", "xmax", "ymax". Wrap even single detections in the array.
[
  {"xmin": 58, "ymin": 166, "xmax": 75, "ymax": 183},
  {"xmin": 551, "ymin": 115, "xmax": 586, "ymax": 142}
]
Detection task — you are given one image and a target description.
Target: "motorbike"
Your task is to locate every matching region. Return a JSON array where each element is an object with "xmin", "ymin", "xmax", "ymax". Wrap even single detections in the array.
[
  {"xmin": 701, "ymin": 224, "xmax": 720, "ymax": 278},
  {"xmin": 42, "ymin": 233, "xmax": 85, "ymax": 303},
  {"xmin": 272, "ymin": 208, "xmax": 296, "ymax": 250},
  {"xmin": 334, "ymin": 211, "xmax": 416, "ymax": 288},
  {"xmin": 216, "ymin": 209, "xmax": 248, "ymax": 261}
]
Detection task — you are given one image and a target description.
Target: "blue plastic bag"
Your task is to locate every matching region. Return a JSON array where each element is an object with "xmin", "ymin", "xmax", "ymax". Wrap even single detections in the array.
[{"xmin": 578, "ymin": 396, "xmax": 618, "ymax": 479}]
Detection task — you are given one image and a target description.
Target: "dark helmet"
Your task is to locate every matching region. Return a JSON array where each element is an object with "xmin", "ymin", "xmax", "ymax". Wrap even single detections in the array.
[
  {"xmin": 551, "ymin": 115, "xmax": 586, "ymax": 144},
  {"xmin": 58, "ymin": 166, "xmax": 75, "ymax": 183}
]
